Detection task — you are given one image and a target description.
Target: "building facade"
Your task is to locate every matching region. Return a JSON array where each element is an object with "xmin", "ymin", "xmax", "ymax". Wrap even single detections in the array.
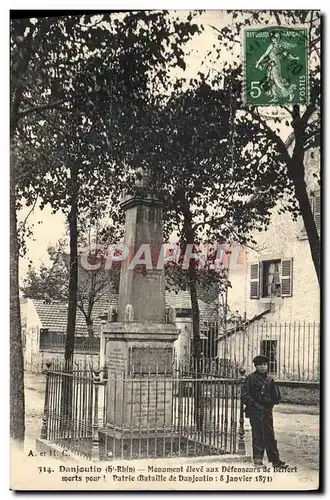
[{"xmin": 220, "ymin": 145, "xmax": 320, "ymax": 380}]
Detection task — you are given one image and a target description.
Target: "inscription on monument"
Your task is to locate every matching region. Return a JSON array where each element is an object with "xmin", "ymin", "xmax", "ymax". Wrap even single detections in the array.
[
  {"xmin": 108, "ymin": 344, "xmax": 126, "ymax": 375},
  {"xmin": 130, "ymin": 347, "xmax": 172, "ymax": 374},
  {"xmin": 126, "ymin": 381, "xmax": 172, "ymax": 428}
]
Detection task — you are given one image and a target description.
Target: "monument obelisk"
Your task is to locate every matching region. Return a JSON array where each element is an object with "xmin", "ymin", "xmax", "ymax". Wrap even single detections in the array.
[{"xmin": 99, "ymin": 172, "xmax": 179, "ymax": 458}]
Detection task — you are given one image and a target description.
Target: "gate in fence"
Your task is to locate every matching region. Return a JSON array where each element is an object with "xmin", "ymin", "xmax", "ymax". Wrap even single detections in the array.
[{"xmin": 39, "ymin": 360, "xmax": 246, "ymax": 461}]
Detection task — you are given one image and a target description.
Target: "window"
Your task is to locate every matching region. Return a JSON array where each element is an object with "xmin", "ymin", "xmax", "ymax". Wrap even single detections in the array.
[
  {"xmin": 312, "ymin": 189, "xmax": 320, "ymax": 235},
  {"xmin": 250, "ymin": 259, "xmax": 293, "ymax": 299},
  {"xmin": 260, "ymin": 340, "xmax": 278, "ymax": 374},
  {"xmin": 299, "ymin": 189, "xmax": 320, "ymax": 239},
  {"xmin": 261, "ymin": 260, "xmax": 281, "ymax": 298},
  {"xmin": 200, "ymin": 323, "xmax": 218, "ymax": 360},
  {"xmin": 175, "ymin": 308, "xmax": 192, "ymax": 318},
  {"xmin": 21, "ymin": 328, "xmax": 26, "ymax": 349}
]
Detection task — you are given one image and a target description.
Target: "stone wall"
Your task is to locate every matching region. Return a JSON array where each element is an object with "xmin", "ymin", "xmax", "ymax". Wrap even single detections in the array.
[{"xmin": 279, "ymin": 384, "xmax": 320, "ymax": 406}]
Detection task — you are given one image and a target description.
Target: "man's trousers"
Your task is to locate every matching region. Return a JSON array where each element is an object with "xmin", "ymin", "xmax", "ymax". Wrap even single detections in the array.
[{"xmin": 249, "ymin": 405, "xmax": 280, "ymax": 464}]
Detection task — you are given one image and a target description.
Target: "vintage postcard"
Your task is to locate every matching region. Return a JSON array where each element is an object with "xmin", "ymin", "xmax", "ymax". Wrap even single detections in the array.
[{"xmin": 10, "ymin": 9, "xmax": 321, "ymax": 491}]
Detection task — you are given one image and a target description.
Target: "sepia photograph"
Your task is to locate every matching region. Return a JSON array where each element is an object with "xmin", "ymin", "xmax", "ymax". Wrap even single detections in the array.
[{"xmin": 9, "ymin": 8, "xmax": 321, "ymax": 491}]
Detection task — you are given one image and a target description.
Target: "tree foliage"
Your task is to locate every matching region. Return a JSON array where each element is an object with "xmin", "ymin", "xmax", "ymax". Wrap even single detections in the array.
[
  {"xmin": 21, "ymin": 238, "xmax": 121, "ymax": 336},
  {"xmin": 208, "ymin": 10, "xmax": 321, "ymax": 283},
  {"xmin": 10, "ymin": 10, "xmax": 201, "ymax": 442},
  {"xmin": 116, "ymin": 74, "xmax": 292, "ymax": 357}
]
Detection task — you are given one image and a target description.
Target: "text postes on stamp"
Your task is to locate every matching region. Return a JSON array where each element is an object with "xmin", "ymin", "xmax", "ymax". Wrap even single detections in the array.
[{"xmin": 243, "ymin": 27, "xmax": 308, "ymax": 106}]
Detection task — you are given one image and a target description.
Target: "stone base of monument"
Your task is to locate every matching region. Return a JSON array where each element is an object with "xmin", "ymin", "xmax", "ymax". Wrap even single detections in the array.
[
  {"xmin": 100, "ymin": 322, "xmax": 217, "ymax": 459},
  {"xmin": 102, "ymin": 323, "xmax": 179, "ymax": 428},
  {"xmin": 98, "ymin": 426, "xmax": 226, "ymax": 460}
]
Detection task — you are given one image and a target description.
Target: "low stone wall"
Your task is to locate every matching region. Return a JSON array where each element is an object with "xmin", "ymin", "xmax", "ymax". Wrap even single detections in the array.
[
  {"xmin": 278, "ymin": 383, "xmax": 320, "ymax": 406},
  {"xmin": 24, "ymin": 349, "xmax": 100, "ymax": 373}
]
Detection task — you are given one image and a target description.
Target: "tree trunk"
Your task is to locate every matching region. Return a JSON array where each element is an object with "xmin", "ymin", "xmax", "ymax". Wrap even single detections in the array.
[
  {"xmin": 62, "ymin": 164, "xmax": 78, "ymax": 426},
  {"xmin": 86, "ymin": 318, "xmax": 94, "ymax": 338},
  {"xmin": 183, "ymin": 209, "xmax": 203, "ymax": 430},
  {"xmin": 292, "ymin": 167, "xmax": 320, "ymax": 284},
  {"xmin": 188, "ymin": 264, "xmax": 201, "ymax": 359},
  {"xmin": 86, "ymin": 271, "xmax": 96, "ymax": 338},
  {"xmin": 288, "ymin": 129, "xmax": 320, "ymax": 285},
  {"xmin": 182, "ymin": 209, "xmax": 201, "ymax": 361},
  {"xmin": 65, "ymin": 164, "xmax": 78, "ymax": 362},
  {"xmin": 10, "ymin": 150, "xmax": 25, "ymax": 445}
]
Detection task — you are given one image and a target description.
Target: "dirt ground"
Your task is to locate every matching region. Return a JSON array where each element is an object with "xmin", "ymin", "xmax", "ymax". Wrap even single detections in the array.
[{"xmin": 23, "ymin": 373, "xmax": 320, "ymax": 481}]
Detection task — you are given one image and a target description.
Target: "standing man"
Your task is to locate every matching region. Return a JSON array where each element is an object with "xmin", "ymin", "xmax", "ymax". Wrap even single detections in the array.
[{"xmin": 241, "ymin": 354, "xmax": 287, "ymax": 468}]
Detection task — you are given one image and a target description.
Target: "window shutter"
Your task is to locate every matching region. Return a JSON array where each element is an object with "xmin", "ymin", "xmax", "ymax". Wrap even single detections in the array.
[
  {"xmin": 281, "ymin": 259, "xmax": 293, "ymax": 297},
  {"xmin": 250, "ymin": 263, "xmax": 260, "ymax": 299},
  {"xmin": 313, "ymin": 190, "xmax": 320, "ymax": 234}
]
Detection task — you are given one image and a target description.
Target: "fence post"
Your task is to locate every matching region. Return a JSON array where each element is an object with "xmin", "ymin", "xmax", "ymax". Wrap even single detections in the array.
[
  {"xmin": 40, "ymin": 361, "xmax": 52, "ymax": 440},
  {"xmin": 92, "ymin": 368, "xmax": 101, "ymax": 460},
  {"xmin": 237, "ymin": 368, "xmax": 246, "ymax": 455}
]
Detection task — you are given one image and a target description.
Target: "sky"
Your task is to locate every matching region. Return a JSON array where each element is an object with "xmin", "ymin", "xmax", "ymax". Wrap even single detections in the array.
[{"xmin": 16, "ymin": 10, "xmax": 304, "ymax": 282}]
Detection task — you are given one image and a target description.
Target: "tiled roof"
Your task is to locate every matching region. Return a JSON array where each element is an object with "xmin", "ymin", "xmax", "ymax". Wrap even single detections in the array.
[
  {"xmin": 32, "ymin": 295, "xmax": 118, "ymax": 335},
  {"xmin": 31, "ymin": 290, "xmax": 217, "ymax": 335},
  {"xmin": 165, "ymin": 290, "xmax": 192, "ymax": 309}
]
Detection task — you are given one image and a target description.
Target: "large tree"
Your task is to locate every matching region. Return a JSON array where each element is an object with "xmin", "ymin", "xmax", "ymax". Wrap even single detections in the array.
[
  {"xmin": 210, "ymin": 10, "xmax": 321, "ymax": 284},
  {"xmin": 19, "ymin": 103, "xmax": 122, "ymax": 359},
  {"xmin": 11, "ymin": 11, "xmax": 201, "ymax": 443},
  {"xmin": 116, "ymin": 77, "xmax": 291, "ymax": 359}
]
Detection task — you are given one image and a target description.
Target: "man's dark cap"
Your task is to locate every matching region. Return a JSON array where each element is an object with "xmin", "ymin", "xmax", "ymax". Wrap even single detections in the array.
[{"xmin": 253, "ymin": 354, "xmax": 269, "ymax": 365}]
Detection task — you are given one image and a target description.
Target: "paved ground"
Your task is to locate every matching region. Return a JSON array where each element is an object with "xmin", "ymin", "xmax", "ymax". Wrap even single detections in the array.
[{"xmin": 20, "ymin": 373, "xmax": 320, "ymax": 491}]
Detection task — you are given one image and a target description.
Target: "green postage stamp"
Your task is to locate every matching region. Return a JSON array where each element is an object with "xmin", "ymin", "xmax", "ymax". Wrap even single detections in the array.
[{"xmin": 243, "ymin": 27, "xmax": 308, "ymax": 106}]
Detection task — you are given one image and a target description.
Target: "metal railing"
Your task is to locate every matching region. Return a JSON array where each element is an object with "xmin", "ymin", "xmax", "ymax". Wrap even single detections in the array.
[
  {"xmin": 40, "ymin": 360, "xmax": 96, "ymax": 459},
  {"xmin": 40, "ymin": 360, "xmax": 246, "ymax": 461},
  {"xmin": 196, "ymin": 321, "xmax": 320, "ymax": 382},
  {"xmin": 39, "ymin": 333, "xmax": 100, "ymax": 352}
]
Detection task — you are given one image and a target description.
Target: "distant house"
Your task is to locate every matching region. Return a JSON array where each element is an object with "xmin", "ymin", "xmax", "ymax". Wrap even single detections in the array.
[
  {"xmin": 21, "ymin": 296, "xmax": 117, "ymax": 372},
  {"xmin": 21, "ymin": 290, "xmax": 218, "ymax": 372},
  {"xmin": 165, "ymin": 290, "xmax": 219, "ymax": 363}
]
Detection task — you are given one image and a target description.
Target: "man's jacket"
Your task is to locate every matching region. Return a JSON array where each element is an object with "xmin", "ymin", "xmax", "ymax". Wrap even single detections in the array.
[{"xmin": 241, "ymin": 371, "xmax": 281, "ymax": 417}]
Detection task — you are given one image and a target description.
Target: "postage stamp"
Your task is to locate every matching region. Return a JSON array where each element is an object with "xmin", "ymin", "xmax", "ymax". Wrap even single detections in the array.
[{"xmin": 243, "ymin": 27, "xmax": 309, "ymax": 106}]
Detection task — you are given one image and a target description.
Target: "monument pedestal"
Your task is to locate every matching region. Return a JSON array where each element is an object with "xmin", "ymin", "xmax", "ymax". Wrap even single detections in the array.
[
  {"xmin": 98, "ymin": 322, "xmax": 180, "ymax": 459},
  {"xmin": 97, "ymin": 189, "xmax": 184, "ymax": 459}
]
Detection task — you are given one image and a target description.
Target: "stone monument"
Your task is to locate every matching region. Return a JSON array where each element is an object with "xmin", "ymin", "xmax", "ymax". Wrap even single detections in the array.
[{"xmin": 99, "ymin": 175, "xmax": 179, "ymax": 458}]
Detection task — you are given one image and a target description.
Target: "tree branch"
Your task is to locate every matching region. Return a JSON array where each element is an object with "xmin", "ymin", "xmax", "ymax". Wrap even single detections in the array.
[
  {"xmin": 10, "ymin": 26, "xmax": 36, "ymax": 137},
  {"xmin": 20, "ymin": 193, "xmax": 39, "ymax": 229},
  {"xmin": 192, "ymin": 215, "xmax": 225, "ymax": 232},
  {"xmin": 282, "ymin": 106, "xmax": 293, "ymax": 115},
  {"xmin": 209, "ymin": 25, "xmax": 241, "ymax": 44},
  {"xmin": 244, "ymin": 108, "xmax": 291, "ymax": 164},
  {"xmin": 15, "ymin": 122, "xmax": 66, "ymax": 174},
  {"xmin": 301, "ymin": 104, "xmax": 316, "ymax": 126},
  {"xmin": 304, "ymin": 129, "xmax": 320, "ymax": 143},
  {"xmin": 309, "ymin": 36, "xmax": 321, "ymax": 48},
  {"xmin": 17, "ymin": 98, "xmax": 70, "ymax": 119},
  {"xmin": 274, "ymin": 12, "xmax": 281, "ymax": 25}
]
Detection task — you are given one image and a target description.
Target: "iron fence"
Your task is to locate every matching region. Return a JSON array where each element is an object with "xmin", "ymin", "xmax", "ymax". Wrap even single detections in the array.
[
  {"xmin": 39, "ymin": 332, "xmax": 100, "ymax": 352},
  {"xmin": 40, "ymin": 360, "xmax": 96, "ymax": 459},
  {"xmin": 196, "ymin": 321, "xmax": 320, "ymax": 382},
  {"xmin": 39, "ymin": 360, "xmax": 246, "ymax": 461}
]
